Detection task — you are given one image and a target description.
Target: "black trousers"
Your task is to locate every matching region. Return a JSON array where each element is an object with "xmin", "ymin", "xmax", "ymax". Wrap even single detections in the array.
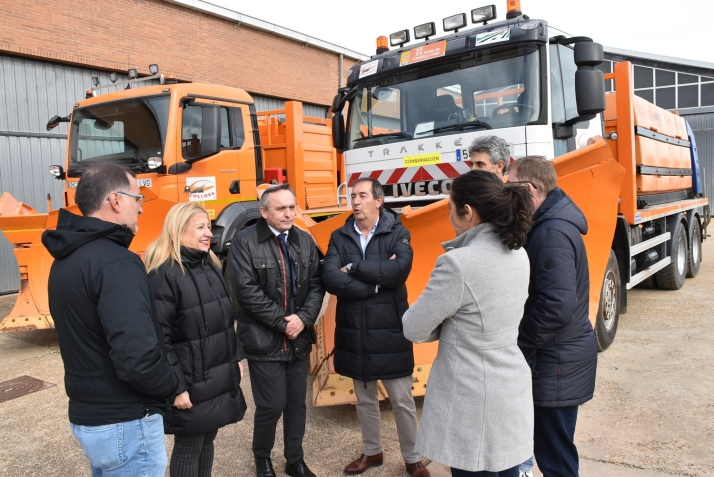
[
  {"xmin": 533, "ymin": 405, "xmax": 579, "ymax": 477},
  {"xmin": 248, "ymin": 356, "xmax": 308, "ymax": 464},
  {"xmin": 170, "ymin": 429, "xmax": 219, "ymax": 477},
  {"xmin": 450, "ymin": 465, "xmax": 519, "ymax": 477}
]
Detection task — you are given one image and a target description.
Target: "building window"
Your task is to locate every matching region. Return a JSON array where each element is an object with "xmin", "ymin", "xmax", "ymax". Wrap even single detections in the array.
[
  {"xmin": 702, "ymin": 83, "xmax": 714, "ymax": 107},
  {"xmin": 634, "ymin": 66, "xmax": 653, "ymax": 88},
  {"xmin": 628, "ymin": 63, "xmax": 714, "ymax": 110},
  {"xmin": 596, "ymin": 60, "xmax": 613, "ymax": 92}
]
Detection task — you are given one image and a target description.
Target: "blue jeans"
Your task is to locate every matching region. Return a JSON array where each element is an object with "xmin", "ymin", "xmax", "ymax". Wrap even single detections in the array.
[
  {"xmin": 519, "ymin": 456, "xmax": 535, "ymax": 472},
  {"xmin": 70, "ymin": 413, "xmax": 168, "ymax": 477},
  {"xmin": 533, "ymin": 406, "xmax": 579, "ymax": 477}
]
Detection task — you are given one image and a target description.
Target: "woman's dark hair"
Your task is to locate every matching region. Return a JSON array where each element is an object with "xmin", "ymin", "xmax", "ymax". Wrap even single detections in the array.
[{"xmin": 450, "ymin": 170, "xmax": 533, "ymax": 250}]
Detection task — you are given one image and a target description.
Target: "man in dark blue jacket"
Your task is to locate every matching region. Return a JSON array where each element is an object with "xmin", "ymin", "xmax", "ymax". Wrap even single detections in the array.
[
  {"xmin": 43, "ymin": 163, "xmax": 179, "ymax": 477},
  {"xmin": 322, "ymin": 178, "xmax": 428, "ymax": 477},
  {"xmin": 508, "ymin": 157, "xmax": 597, "ymax": 477}
]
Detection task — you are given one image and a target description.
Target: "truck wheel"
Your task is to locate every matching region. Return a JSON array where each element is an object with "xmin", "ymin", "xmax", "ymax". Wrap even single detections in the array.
[
  {"xmin": 596, "ymin": 250, "xmax": 620, "ymax": 351},
  {"xmin": 655, "ymin": 220, "xmax": 687, "ymax": 290},
  {"xmin": 687, "ymin": 219, "xmax": 702, "ymax": 278}
]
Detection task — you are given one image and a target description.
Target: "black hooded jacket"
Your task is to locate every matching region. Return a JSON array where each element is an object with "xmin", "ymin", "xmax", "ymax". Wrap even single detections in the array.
[
  {"xmin": 42, "ymin": 209, "xmax": 179, "ymax": 425},
  {"xmin": 518, "ymin": 187, "xmax": 598, "ymax": 407},
  {"xmin": 322, "ymin": 207, "xmax": 414, "ymax": 382},
  {"xmin": 148, "ymin": 247, "xmax": 246, "ymax": 435}
]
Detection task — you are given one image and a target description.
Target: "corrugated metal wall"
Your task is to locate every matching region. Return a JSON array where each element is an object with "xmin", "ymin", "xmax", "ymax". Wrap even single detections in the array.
[
  {"xmin": 681, "ymin": 110, "xmax": 714, "ymax": 202},
  {"xmin": 0, "ymin": 55, "xmax": 130, "ymax": 294},
  {"xmin": 0, "ymin": 55, "xmax": 328, "ymax": 294},
  {"xmin": 253, "ymin": 95, "xmax": 327, "ymax": 118}
]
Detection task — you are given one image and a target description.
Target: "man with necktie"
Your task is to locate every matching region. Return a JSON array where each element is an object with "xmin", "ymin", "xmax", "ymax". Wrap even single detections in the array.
[{"xmin": 228, "ymin": 183, "xmax": 325, "ymax": 477}]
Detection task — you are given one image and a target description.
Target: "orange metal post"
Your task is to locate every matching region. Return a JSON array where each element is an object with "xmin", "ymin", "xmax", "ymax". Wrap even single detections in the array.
[
  {"xmin": 285, "ymin": 101, "xmax": 307, "ymax": 209},
  {"xmin": 612, "ymin": 61, "xmax": 638, "ymax": 224}
]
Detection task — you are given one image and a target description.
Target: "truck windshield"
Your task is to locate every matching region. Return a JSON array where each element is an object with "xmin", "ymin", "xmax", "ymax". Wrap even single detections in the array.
[
  {"xmin": 346, "ymin": 46, "xmax": 541, "ymax": 150},
  {"xmin": 69, "ymin": 96, "xmax": 170, "ymax": 172}
]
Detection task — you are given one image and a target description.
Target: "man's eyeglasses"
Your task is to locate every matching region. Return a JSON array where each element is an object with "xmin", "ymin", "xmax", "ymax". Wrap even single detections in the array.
[
  {"xmin": 506, "ymin": 180, "xmax": 538, "ymax": 190},
  {"xmin": 106, "ymin": 190, "xmax": 145, "ymax": 206}
]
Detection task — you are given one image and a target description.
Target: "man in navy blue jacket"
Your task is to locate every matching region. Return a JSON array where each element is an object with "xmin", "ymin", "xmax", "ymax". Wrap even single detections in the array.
[{"xmin": 508, "ymin": 157, "xmax": 598, "ymax": 477}]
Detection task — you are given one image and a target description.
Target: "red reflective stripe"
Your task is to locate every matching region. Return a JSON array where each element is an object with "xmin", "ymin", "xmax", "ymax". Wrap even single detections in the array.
[
  {"xmin": 348, "ymin": 173, "xmax": 362, "ymax": 187},
  {"xmin": 369, "ymin": 170, "xmax": 382, "ymax": 179},
  {"xmin": 387, "ymin": 168, "xmax": 406, "ymax": 184},
  {"xmin": 437, "ymin": 162, "xmax": 462, "ymax": 178},
  {"xmin": 412, "ymin": 167, "xmax": 434, "ymax": 182}
]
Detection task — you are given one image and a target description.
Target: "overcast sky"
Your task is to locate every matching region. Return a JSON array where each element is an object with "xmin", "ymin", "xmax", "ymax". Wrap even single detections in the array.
[{"xmin": 212, "ymin": 0, "xmax": 714, "ymax": 64}]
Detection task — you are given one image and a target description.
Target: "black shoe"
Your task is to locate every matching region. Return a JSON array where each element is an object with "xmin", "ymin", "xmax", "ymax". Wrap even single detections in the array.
[
  {"xmin": 285, "ymin": 459, "xmax": 316, "ymax": 477},
  {"xmin": 255, "ymin": 457, "xmax": 276, "ymax": 477}
]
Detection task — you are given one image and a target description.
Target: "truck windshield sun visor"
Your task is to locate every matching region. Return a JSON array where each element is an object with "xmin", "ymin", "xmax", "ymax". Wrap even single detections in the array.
[{"xmin": 69, "ymin": 95, "xmax": 170, "ymax": 173}]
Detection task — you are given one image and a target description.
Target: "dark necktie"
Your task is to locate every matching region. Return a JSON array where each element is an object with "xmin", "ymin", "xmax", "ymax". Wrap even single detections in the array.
[{"xmin": 278, "ymin": 233, "xmax": 297, "ymax": 314}]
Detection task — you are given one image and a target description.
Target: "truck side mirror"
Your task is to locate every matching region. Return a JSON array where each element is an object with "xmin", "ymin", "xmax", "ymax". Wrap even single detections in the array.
[
  {"xmin": 574, "ymin": 42, "xmax": 606, "ymax": 116},
  {"xmin": 332, "ymin": 111, "xmax": 346, "ymax": 152},
  {"xmin": 201, "ymin": 105, "xmax": 222, "ymax": 156},
  {"xmin": 46, "ymin": 115, "xmax": 70, "ymax": 131}
]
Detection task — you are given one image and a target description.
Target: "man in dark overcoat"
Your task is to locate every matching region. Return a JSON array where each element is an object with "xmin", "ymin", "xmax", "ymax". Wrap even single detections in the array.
[
  {"xmin": 322, "ymin": 178, "xmax": 429, "ymax": 477},
  {"xmin": 509, "ymin": 156, "xmax": 598, "ymax": 477}
]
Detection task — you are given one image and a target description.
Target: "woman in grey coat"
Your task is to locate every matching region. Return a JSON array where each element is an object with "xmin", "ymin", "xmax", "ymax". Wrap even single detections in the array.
[{"xmin": 402, "ymin": 170, "xmax": 534, "ymax": 477}]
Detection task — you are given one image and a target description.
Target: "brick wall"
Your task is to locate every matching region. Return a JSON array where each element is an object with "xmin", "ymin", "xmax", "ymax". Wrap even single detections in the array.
[{"xmin": 0, "ymin": 0, "xmax": 357, "ymax": 106}]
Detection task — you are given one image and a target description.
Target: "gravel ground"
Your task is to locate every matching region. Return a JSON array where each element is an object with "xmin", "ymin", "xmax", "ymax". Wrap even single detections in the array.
[{"xmin": 0, "ymin": 239, "xmax": 712, "ymax": 476}]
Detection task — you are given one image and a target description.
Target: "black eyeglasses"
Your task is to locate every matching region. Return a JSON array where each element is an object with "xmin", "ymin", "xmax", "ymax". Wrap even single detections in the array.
[
  {"xmin": 106, "ymin": 190, "xmax": 145, "ymax": 206},
  {"xmin": 506, "ymin": 180, "xmax": 538, "ymax": 190}
]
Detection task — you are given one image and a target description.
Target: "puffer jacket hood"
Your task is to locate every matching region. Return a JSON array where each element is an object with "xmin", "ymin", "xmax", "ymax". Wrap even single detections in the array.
[
  {"xmin": 530, "ymin": 187, "xmax": 588, "ymax": 236},
  {"xmin": 42, "ymin": 208, "xmax": 134, "ymax": 259}
]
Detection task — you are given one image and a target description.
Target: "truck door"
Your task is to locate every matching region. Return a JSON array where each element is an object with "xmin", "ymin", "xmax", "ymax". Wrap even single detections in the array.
[{"xmin": 179, "ymin": 99, "xmax": 251, "ymax": 217}]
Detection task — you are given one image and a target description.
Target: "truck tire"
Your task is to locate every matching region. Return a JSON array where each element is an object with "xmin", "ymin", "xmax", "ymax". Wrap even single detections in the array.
[
  {"xmin": 655, "ymin": 220, "xmax": 687, "ymax": 290},
  {"xmin": 596, "ymin": 250, "xmax": 620, "ymax": 351},
  {"xmin": 687, "ymin": 218, "xmax": 702, "ymax": 278}
]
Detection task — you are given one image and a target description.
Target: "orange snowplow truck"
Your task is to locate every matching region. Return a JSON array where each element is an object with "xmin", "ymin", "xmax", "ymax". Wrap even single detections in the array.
[
  {"xmin": 0, "ymin": 75, "xmax": 345, "ymax": 331},
  {"xmin": 308, "ymin": 1, "xmax": 709, "ymax": 405}
]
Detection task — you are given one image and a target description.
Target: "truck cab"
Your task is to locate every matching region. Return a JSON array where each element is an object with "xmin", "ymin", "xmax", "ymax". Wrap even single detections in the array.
[{"xmin": 332, "ymin": 5, "xmax": 605, "ymax": 205}]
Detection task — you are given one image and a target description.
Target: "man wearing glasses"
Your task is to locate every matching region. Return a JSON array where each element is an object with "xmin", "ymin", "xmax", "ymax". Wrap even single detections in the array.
[
  {"xmin": 42, "ymin": 163, "xmax": 179, "ymax": 477},
  {"xmin": 507, "ymin": 157, "xmax": 597, "ymax": 477}
]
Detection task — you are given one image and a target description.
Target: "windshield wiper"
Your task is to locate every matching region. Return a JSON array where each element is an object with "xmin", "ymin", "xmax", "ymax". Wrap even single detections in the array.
[
  {"xmin": 354, "ymin": 131, "xmax": 413, "ymax": 142},
  {"xmin": 423, "ymin": 121, "xmax": 492, "ymax": 135}
]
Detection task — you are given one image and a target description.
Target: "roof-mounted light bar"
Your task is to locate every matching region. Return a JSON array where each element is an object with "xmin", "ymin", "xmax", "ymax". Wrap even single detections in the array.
[
  {"xmin": 89, "ymin": 64, "xmax": 165, "ymax": 96},
  {"xmin": 443, "ymin": 13, "xmax": 467, "ymax": 32},
  {"xmin": 472, "ymin": 5, "xmax": 497, "ymax": 24},
  {"xmin": 389, "ymin": 30, "xmax": 410, "ymax": 47}
]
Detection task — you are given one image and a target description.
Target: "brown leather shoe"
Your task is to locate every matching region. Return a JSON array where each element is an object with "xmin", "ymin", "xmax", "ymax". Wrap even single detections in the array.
[
  {"xmin": 344, "ymin": 452, "xmax": 384, "ymax": 474},
  {"xmin": 405, "ymin": 460, "xmax": 430, "ymax": 477}
]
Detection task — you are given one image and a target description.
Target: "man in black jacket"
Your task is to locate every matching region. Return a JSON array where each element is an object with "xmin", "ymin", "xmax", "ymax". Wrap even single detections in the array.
[
  {"xmin": 322, "ymin": 178, "xmax": 428, "ymax": 477},
  {"xmin": 508, "ymin": 157, "xmax": 598, "ymax": 477},
  {"xmin": 228, "ymin": 183, "xmax": 324, "ymax": 477},
  {"xmin": 42, "ymin": 163, "xmax": 179, "ymax": 477}
]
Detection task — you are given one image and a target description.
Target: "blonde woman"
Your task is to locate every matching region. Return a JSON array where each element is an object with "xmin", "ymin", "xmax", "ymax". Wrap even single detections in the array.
[{"xmin": 145, "ymin": 203, "xmax": 246, "ymax": 477}]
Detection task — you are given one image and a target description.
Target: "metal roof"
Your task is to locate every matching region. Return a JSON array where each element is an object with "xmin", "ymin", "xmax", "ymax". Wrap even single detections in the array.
[
  {"xmin": 162, "ymin": 0, "xmax": 369, "ymax": 61},
  {"xmin": 604, "ymin": 46, "xmax": 714, "ymax": 71}
]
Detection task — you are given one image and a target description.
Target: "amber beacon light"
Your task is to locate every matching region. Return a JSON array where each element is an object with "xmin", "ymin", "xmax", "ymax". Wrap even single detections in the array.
[
  {"xmin": 506, "ymin": 0, "xmax": 522, "ymax": 18},
  {"xmin": 376, "ymin": 36, "xmax": 389, "ymax": 54}
]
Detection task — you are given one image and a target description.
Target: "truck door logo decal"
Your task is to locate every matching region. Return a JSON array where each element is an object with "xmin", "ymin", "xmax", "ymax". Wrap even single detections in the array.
[
  {"xmin": 476, "ymin": 29, "xmax": 510, "ymax": 45},
  {"xmin": 186, "ymin": 177, "xmax": 217, "ymax": 202}
]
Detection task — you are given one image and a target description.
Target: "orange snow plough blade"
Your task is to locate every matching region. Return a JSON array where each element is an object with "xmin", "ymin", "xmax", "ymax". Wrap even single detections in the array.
[{"xmin": 308, "ymin": 138, "xmax": 624, "ymax": 405}]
